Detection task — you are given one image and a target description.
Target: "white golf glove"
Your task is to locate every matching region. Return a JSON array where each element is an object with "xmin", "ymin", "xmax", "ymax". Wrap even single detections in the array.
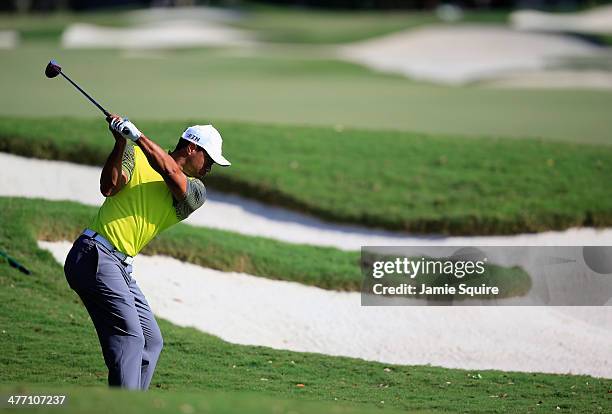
[{"xmin": 110, "ymin": 117, "xmax": 142, "ymax": 142}]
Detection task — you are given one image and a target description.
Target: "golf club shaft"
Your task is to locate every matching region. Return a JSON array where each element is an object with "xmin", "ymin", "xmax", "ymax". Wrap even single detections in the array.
[
  {"xmin": 60, "ymin": 72, "xmax": 110, "ymax": 117},
  {"xmin": 0, "ymin": 249, "xmax": 31, "ymax": 275}
]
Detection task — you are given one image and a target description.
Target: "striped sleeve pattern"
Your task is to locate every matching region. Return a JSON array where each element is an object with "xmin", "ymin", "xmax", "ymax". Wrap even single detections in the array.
[
  {"xmin": 174, "ymin": 178, "xmax": 207, "ymax": 220},
  {"xmin": 121, "ymin": 143, "xmax": 135, "ymax": 182}
]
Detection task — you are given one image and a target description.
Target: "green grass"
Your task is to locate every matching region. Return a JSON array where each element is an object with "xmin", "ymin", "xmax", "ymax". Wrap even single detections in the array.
[
  {"xmin": 0, "ymin": 11, "xmax": 129, "ymax": 42},
  {"xmin": 0, "ymin": 213, "xmax": 609, "ymax": 413},
  {"xmin": 0, "ymin": 197, "xmax": 531, "ymax": 297},
  {"xmin": 0, "ymin": 197, "xmax": 360, "ymax": 290},
  {"xmin": 1, "ymin": 43, "xmax": 612, "ymax": 144},
  {"xmin": 1, "ymin": 116, "xmax": 612, "ymax": 235},
  {"xmin": 0, "ymin": 5, "xmax": 508, "ymax": 45},
  {"xmin": 0, "ymin": 385, "xmax": 410, "ymax": 414},
  {"xmin": 233, "ymin": 8, "xmax": 440, "ymax": 44},
  {"xmin": 233, "ymin": 5, "xmax": 510, "ymax": 44}
]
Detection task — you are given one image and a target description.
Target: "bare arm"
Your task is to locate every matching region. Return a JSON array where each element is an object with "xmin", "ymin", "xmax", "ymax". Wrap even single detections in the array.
[
  {"xmin": 100, "ymin": 132, "xmax": 129, "ymax": 197},
  {"xmin": 135, "ymin": 134, "xmax": 187, "ymax": 200},
  {"xmin": 107, "ymin": 115, "xmax": 187, "ymax": 200}
]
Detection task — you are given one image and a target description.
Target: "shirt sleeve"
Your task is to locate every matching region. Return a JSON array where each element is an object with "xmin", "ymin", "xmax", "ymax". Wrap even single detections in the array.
[
  {"xmin": 121, "ymin": 142, "xmax": 135, "ymax": 183},
  {"xmin": 173, "ymin": 178, "xmax": 207, "ymax": 220}
]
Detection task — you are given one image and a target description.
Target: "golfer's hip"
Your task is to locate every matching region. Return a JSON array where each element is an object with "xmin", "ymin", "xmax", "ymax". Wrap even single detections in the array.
[
  {"xmin": 64, "ymin": 230, "xmax": 135, "ymax": 291},
  {"xmin": 64, "ymin": 234, "xmax": 98, "ymax": 291},
  {"xmin": 81, "ymin": 229, "xmax": 134, "ymax": 265}
]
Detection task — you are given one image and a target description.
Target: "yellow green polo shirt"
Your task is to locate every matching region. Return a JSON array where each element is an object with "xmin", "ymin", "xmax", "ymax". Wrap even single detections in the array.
[{"xmin": 90, "ymin": 143, "xmax": 206, "ymax": 256}]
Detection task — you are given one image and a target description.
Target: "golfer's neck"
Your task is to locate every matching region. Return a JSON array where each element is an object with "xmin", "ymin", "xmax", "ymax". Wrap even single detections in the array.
[{"xmin": 169, "ymin": 151, "xmax": 187, "ymax": 173}]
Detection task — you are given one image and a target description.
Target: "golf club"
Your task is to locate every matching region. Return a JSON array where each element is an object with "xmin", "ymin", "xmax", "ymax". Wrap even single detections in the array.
[
  {"xmin": 45, "ymin": 59, "xmax": 129, "ymax": 134},
  {"xmin": 0, "ymin": 249, "xmax": 31, "ymax": 275}
]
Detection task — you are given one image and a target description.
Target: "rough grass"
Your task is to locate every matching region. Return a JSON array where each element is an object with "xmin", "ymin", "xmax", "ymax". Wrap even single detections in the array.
[
  {"xmin": 0, "ymin": 385, "xmax": 410, "ymax": 414},
  {"xmin": 0, "ymin": 197, "xmax": 531, "ymax": 297},
  {"xmin": 0, "ymin": 197, "xmax": 360, "ymax": 290},
  {"xmin": 0, "ymin": 211, "xmax": 609, "ymax": 413},
  {"xmin": 1, "ymin": 117, "xmax": 612, "ymax": 235}
]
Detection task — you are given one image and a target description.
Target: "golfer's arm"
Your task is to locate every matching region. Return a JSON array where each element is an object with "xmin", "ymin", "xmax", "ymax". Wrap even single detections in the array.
[
  {"xmin": 100, "ymin": 139, "xmax": 129, "ymax": 197},
  {"xmin": 136, "ymin": 135, "xmax": 187, "ymax": 199}
]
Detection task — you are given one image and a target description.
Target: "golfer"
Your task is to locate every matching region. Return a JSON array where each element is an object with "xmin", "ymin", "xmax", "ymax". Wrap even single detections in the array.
[{"xmin": 64, "ymin": 115, "xmax": 230, "ymax": 390}]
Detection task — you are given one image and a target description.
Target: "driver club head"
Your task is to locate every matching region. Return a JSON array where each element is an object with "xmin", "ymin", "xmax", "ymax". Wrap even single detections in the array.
[{"xmin": 45, "ymin": 59, "xmax": 62, "ymax": 78}]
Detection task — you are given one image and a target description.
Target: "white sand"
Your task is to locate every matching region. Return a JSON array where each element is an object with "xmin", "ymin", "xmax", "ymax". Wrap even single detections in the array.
[
  {"xmin": 0, "ymin": 30, "xmax": 19, "ymax": 49},
  {"xmin": 339, "ymin": 25, "xmax": 602, "ymax": 85},
  {"xmin": 512, "ymin": 5, "xmax": 612, "ymax": 35},
  {"xmin": 61, "ymin": 20, "xmax": 253, "ymax": 49},
  {"xmin": 2, "ymin": 152, "xmax": 612, "ymax": 249},
  {"xmin": 39, "ymin": 240, "xmax": 612, "ymax": 378}
]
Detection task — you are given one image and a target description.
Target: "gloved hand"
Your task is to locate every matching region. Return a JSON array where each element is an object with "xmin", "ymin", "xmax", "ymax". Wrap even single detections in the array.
[{"xmin": 109, "ymin": 116, "xmax": 142, "ymax": 142}]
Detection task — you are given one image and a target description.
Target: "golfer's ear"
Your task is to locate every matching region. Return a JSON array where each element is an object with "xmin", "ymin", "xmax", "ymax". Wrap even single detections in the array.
[{"xmin": 187, "ymin": 143, "xmax": 198, "ymax": 154}]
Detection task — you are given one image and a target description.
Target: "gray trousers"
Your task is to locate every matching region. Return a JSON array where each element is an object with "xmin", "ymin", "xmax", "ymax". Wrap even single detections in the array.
[{"xmin": 64, "ymin": 235, "xmax": 163, "ymax": 390}]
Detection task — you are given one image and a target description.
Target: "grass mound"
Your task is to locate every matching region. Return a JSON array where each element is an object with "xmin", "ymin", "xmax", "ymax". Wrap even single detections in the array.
[
  {"xmin": 0, "ymin": 197, "xmax": 360, "ymax": 290},
  {"xmin": 1, "ymin": 117, "xmax": 611, "ymax": 235},
  {"xmin": 0, "ymin": 206, "xmax": 609, "ymax": 413},
  {"xmin": 0, "ymin": 197, "xmax": 531, "ymax": 297}
]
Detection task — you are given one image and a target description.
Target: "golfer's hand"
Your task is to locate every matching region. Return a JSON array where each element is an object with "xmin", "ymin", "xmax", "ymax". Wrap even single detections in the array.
[
  {"xmin": 109, "ymin": 115, "xmax": 142, "ymax": 142},
  {"xmin": 106, "ymin": 115, "xmax": 124, "ymax": 142}
]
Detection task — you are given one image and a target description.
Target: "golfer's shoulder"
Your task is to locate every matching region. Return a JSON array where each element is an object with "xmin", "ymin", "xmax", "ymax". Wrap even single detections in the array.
[
  {"xmin": 187, "ymin": 178, "xmax": 207, "ymax": 207},
  {"xmin": 173, "ymin": 178, "xmax": 207, "ymax": 220},
  {"xmin": 121, "ymin": 143, "xmax": 136, "ymax": 177}
]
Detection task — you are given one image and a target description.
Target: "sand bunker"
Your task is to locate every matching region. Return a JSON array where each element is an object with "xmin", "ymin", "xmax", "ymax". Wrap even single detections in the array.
[
  {"xmin": 512, "ymin": 5, "xmax": 612, "ymax": 35},
  {"xmin": 339, "ymin": 25, "xmax": 602, "ymax": 85},
  {"xmin": 0, "ymin": 30, "xmax": 18, "ymax": 49},
  {"xmin": 61, "ymin": 20, "xmax": 253, "ymax": 49},
  {"xmin": 39, "ymin": 240, "xmax": 612, "ymax": 378},
  {"xmin": 2, "ymin": 153, "xmax": 612, "ymax": 250}
]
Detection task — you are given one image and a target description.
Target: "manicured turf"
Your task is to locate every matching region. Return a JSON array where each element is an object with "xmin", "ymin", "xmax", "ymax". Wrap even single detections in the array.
[
  {"xmin": 1, "ymin": 43, "xmax": 612, "ymax": 143},
  {"xmin": 0, "ymin": 197, "xmax": 531, "ymax": 296},
  {"xmin": 0, "ymin": 385, "xmax": 408, "ymax": 414},
  {"xmin": 236, "ymin": 7, "xmax": 508, "ymax": 44},
  {"xmin": 0, "ymin": 213, "xmax": 609, "ymax": 413},
  {"xmin": 233, "ymin": 7, "xmax": 439, "ymax": 43},
  {"xmin": 0, "ymin": 5, "xmax": 507, "ymax": 45},
  {"xmin": 0, "ymin": 10, "xmax": 129, "ymax": 42},
  {"xmin": 1, "ymin": 117, "xmax": 611, "ymax": 235},
  {"xmin": 0, "ymin": 197, "xmax": 360, "ymax": 290}
]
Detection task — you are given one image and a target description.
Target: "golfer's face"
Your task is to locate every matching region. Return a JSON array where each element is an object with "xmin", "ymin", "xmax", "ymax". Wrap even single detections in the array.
[{"xmin": 195, "ymin": 150, "xmax": 213, "ymax": 178}]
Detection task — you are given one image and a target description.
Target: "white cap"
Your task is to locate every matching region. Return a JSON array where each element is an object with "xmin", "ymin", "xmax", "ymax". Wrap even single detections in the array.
[{"xmin": 181, "ymin": 125, "xmax": 231, "ymax": 167}]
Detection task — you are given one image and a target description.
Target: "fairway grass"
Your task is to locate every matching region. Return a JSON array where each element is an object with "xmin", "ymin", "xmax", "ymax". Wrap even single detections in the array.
[
  {"xmin": 0, "ymin": 211, "xmax": 609, "ymax": 413},
  {"xmin": 1, "ymin": 117, "xmax": 611, "ymax": 235},
  {"xmin": 233, "ymin": 8, "xmax": 439, "ymax": 44},
  {"xmin": 0, "ymin": 6, "xmax": 507, "ymax": 45},
  {"xmin": 2, "ymin": 43, "xmax": 612, "ymax": 143}
]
